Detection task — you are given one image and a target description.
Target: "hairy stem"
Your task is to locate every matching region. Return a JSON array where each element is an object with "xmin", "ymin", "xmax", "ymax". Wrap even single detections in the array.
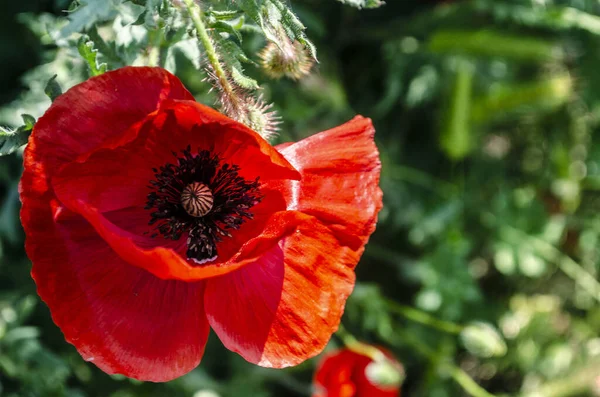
[{"xmin": 182, "ymin": 0, "xmax": 239, "ymax": 110}]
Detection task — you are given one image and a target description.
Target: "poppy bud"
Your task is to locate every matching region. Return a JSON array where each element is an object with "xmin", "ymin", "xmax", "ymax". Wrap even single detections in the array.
[
  {"xmin": 260, "ymin": 41, "xmax": 314, "ymax": 81},
  {"xmin": 460, "ymin": 322, "xmax": 507, "ymax": 358},
  {"xmin": 236, "ymin": 96, "xmax": 281, "ymax": 140},
  {"xmin": 313, "ymin": 346, "xmax": 404, "ymax": 397}
]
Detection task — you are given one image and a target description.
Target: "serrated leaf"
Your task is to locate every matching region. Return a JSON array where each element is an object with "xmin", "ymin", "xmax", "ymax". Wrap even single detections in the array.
[
  {"xmin": 335, "ymin": 0, "xmax": 384, "ymax": 9},
  {"xmin": 132, "ymin": 10, "xmax": 147, "ymax": 26},
  {"xmin": 231, "ymin": 66, "xmax": 259, "ymax": 90},
  {"xmin": 212, "ymin": 20, "xmax": 242, "ymax": 43},
  {"xmin": 210, "ymin": 9, "xmax": 243, "ymax": 21},
  {"xmin": 243, "ymin": 0, "xmax": 318, "ymax": 62},
  {"xmin": 21, "ymin": 114, "xmax": 36, "ymax": 130},
  {"xmin": 44, "ymin": 75, "xmax": 63, "ymax": 102},
  {"xmin": 78, "ymin": 35, "xmax": 108, "ymax": 76},
  {"xmin": 60, "ymin": 0, "xmax": 123, "ymax": 38},
  {"xmin": 87, "ymin": 26, "xmax": 124, "ymax": 66},
  {"xmin": 143, "ymin": 0, "xmax": 161, "ymax": 29},
  {"xmin": 0, "ymin": 127, "xmax": 32, "ymax": 156}
]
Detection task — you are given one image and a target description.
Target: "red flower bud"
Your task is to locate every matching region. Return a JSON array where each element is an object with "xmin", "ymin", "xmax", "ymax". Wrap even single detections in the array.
[{"xmin": 313, "ymin": 347, "xmax": 404, "ymax": 397}]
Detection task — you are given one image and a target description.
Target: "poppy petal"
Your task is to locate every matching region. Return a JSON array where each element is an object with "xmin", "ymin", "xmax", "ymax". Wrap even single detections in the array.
[
  {"xmin": 56, "ymin": 197, "xmax": 306, "ymax": 281},
  {"xmin": 204, "ymin": 213, "xmax": 358, "ymax": 367},
  {"xmin": 267, "ymin": 116, "xmax": 382, "ymax": 251},
  {"xmin": 20, "ymin": 190, "xmax": 209, "ymax": 382},
  {"xmin": 51, "ymin": 103, "xmax": 299, "ymax": 214},
  {"xmin": 32, "ymin": 67, "xmax": 193, "ymax": 173}
]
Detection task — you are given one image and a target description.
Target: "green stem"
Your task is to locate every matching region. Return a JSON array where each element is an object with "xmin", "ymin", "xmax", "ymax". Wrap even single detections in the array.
[
  {"xmin": 385, "ymin": 299, "xmax": 464, "ymax": 335},
  {"xmin": 182, "ymin": 0, "xmax": 237, "ymax": 105},
  {"xmin": 336, "ymin": 324, "xmax": 385, "ymax": 361},
  {"xmin": 445, "ymin": 366, "xmax": 498, "ymax": 397},
  {"xmin": 147, "ymin": 28, "xmax": 163, "ymax": 67},
  {"xmin": 392, "ymin": 331, "xmax": 499, "ymax": 397}
]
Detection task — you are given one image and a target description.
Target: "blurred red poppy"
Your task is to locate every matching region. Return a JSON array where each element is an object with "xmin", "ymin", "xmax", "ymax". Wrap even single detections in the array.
[
  {"xmin": 313, "ymin": 347, "xmax": 404, "ymax": 397},
  {"xmin": 19, "ymin": 67, "xmax": 382, "ymax": 381}
]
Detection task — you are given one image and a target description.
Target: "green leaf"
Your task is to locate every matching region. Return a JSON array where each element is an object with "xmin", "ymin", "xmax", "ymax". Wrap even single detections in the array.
[
  {"xmin": 60, "ymin": 0, "xmax": 123, "ymax": 38},
  {"xmin": 238, "ymin": 0, "xmax": 318, "ymax": 61},
  {"xmin": 428, "ymin": 30, "xmax": 562, "ymax": 62},
  {"xmin": 231, "ymin": 66, "xmax": 259, "ymax": 90},
  {"xmin": 77, "ymin": 35, "xmax": 108, "ymax": 76},
  {"xmin": 44, "ymin": 75, "xmax": 63, "ymax": 102},
  {"xmin": 335, "ymin": 0, "xmax": 384, "ymax": 8},
  {"xmin": 143, "ymin": 0, "xmax": 161, "ymax": 29},
  {"xmin": 209, "ymin": 9, "xmax": 243, "ymax": 21},
  {"xmin": 211, "ymin": 20, "xmax": 243, "ymax": 43},
  {"xmin": 21, "ymin": 114, "xmax": 36, "ymax": 130},
  {"xmin": 0, "ymin": 124, "xmax": 32, "ymax": 157},
  {"xmin": 440, "ymin": 60, "xmax": 474, "ymax": 161}
]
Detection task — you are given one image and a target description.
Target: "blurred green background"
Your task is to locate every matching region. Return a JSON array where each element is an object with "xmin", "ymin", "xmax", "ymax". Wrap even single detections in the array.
[{"xmin": 3, "ymin": 0, "xmax": 600, "ymax": 396}]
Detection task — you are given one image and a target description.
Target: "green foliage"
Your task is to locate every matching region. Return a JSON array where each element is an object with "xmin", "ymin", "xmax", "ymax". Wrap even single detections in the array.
[
  {"xmin": 335, "ymin": 0, "xmax": 384, "ymax": 9},
  {"xmin": 0, "ymin": 115, "xmax": 34, "ymax": 156},
  {"xmin": 77, "ymin": 35, "xmax": 108, "ymax": 76},
  {"xmin": 60, "ymin": 0, "xmax": 124, "ymax": 38},
  {"xmin": 44, "ymin": 75, "xmax": 63, "ymax": 102}
]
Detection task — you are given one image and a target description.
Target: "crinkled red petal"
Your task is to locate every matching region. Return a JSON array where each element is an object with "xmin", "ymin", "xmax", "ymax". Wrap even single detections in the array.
[
  {"xmin": 313, "ymin": 349, "xmax": 358, "ymax": 397},
  {"xmin": 50, "ymin": 100, "xmax": 301, "ymax": 280},
  {"xmin": 20, "ymin": 187, "xmax": 209, "ymax": 382},
  {"xmin": 266, "ymin": 116, "xmax": 382, "ymax": 252},
  {"xmin": 204, "ymin": 212, "xmax": 357, "ymax": 367},
  {"xmin": 57, "ymin": 197, "xmax": 305, "ymax": 281},
  {"xmin": 20, "ymin": 67, "xmax": 209, "ymax": 381},
  {"xmin": 32, "ymin": 67, "xmax": 193, "ymax": 174},
  {"xmin": 51, "ymin": 101, "xmax": 299, "ymax": 213}
]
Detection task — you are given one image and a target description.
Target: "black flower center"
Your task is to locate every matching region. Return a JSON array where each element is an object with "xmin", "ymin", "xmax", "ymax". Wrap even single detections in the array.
[{"xmin": 145, "ymin": 147, "xmax": 262, "ymax": 265}]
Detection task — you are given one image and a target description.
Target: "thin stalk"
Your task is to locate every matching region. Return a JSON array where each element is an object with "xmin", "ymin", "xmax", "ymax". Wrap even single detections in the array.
[
  {"xmin": 445, "ymin": 366, "xmax": 498, "ymax": 397},
  {"xmin": 182, "ymin": 0, "xmax": 239, "ymax": 108},
  {"xmin": 385, "ymin": 299, "xmax": 464, "ymax": 335},
  {"xmin": 147, "ymin": 28, "xmax": 163, "ymax": 67},
  {"xmin": 336, "ymin": 323, "xmax": 385, "ymax": 361},
  {"xmin": 392, "ymin": 331, "xmax": 499, "ymax": 397}
]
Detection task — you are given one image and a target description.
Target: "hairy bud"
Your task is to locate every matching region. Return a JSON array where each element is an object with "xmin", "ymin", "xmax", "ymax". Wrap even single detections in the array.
[{"xmin": 260, "ymin": 41, "xmax": 314, "ymax": 81}]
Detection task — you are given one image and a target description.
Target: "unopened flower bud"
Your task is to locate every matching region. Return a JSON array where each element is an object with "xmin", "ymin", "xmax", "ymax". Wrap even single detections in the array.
[
  {"xmin": 260, "ymin": 41, "xmax": 314, "ymax": 81},
  {"xmin": 460, "ymin": 322, "xmax": 507, "ymax": 358},
  {"xmin": 365, "ymin": 355, "xmax": 406, "ymax": 388},
  {"xmin": 234, "ymin": 96, "xmax": 281, "ymax": 141}
]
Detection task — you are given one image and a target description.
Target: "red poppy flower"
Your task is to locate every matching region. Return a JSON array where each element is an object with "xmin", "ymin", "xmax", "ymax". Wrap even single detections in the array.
[
  {"xmin": 313, "ymin": 347, "xmax": 404, "ymax": 397},
  {"xmin": 19, "ymin": 67, "xmax": 382, "ymax": 381}
]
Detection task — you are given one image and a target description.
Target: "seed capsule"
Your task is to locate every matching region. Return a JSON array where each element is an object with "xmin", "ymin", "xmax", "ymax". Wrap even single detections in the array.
[{"xmin": 181, "ymin": 182, "xmax": 213, "ymax": 217}]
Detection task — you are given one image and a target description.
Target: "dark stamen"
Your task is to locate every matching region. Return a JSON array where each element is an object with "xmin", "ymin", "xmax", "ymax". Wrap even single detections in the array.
[{"xmin": 145, "ymin": 147, "xmax": 262, "ymax": 264}]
